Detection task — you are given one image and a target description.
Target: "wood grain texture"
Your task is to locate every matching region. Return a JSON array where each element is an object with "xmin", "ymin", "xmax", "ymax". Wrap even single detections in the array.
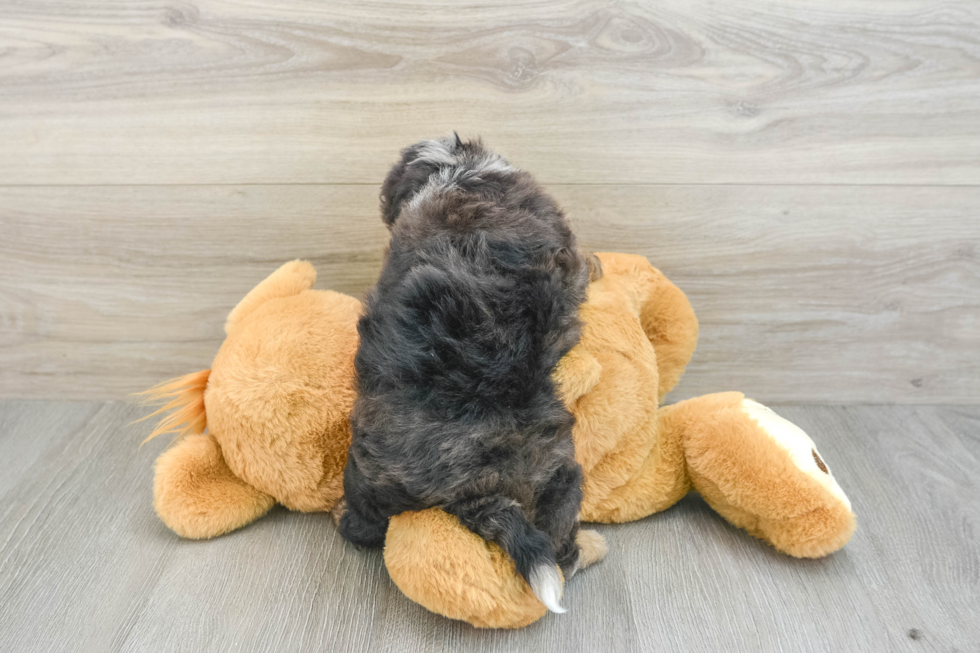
[
  {"xmin": 0, "ymin": 401, "xmax": 977, "ymax": 652},
  {"xmin": 1, "ymin": 184, "xmax": 977, "ymax": 402},
  {"xmin": 0, "ymin": 0, "xmax": 979, "ymax": 185}
]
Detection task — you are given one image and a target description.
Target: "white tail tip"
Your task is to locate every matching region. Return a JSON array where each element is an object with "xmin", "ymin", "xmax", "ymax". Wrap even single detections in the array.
[{"xmin": 529, "ymin": 564, "xmax": 566, "ymax": 614}]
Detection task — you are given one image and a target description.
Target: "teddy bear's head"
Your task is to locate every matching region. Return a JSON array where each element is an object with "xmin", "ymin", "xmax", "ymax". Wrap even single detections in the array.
[
  {"xmin": 144, "ymin": 261, "xmax": 364, "ymax": 536},
  {"xmin": 205, "ymin": 277, "xmax": 362, "ymax": 513}
]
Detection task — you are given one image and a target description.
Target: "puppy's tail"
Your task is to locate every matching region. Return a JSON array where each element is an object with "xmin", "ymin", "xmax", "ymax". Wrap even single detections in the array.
[{"xmin": 445, "ymin": 495, "xmax": 565, "ymax": 613}]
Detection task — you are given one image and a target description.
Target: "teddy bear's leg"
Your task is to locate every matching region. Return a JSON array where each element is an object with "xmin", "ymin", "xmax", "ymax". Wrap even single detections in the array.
[
  {"xmin": 661, "ymin": 392, "xmax": 856, "ymax": 558},
  {"xmin": 594, "ymin": 253, "xmax": 698, "ymax": 401},
  {"xmin": 154, "ymin": 432, "xmax": 276, "ymax": 539},
  {"xmin": 385, "ymin": 508, "xmax": 550, "ymax": 629},
  {"xmin": 382, "ymin": 468, "xmax": 609, "ymax": 628}
]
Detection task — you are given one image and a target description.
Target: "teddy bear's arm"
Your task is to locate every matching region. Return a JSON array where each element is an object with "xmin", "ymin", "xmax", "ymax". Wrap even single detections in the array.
[
  {"xmin": 154, "ymin": 432, "xmax": 275, "ymax": 539},
  {"xmin": 552, "ymin": 347, "xmax": 602, "ymax": 408},
  {"xmin": 594, "ymin": 253, "xmax": 698, "ymax": 401},
  {"xmin": 637, "ymin": 269, "xmax": 698, "ymax": 401}
]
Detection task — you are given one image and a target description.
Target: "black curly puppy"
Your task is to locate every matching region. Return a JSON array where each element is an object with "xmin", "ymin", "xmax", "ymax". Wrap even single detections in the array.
[{"xmin": 338, "ymin": 135, "xmax": 605, "ymax": 612}]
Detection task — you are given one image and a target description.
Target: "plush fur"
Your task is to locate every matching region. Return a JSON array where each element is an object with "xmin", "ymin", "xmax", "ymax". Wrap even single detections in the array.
[{"xmin": 339, "ymin": 135, "xmax": 592, "ymax": 611}]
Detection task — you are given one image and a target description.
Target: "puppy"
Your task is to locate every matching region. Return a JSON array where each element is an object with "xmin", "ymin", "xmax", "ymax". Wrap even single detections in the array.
[{"xmin": 338, "ymin": 134, "xmax": 605, "ymax": 612}]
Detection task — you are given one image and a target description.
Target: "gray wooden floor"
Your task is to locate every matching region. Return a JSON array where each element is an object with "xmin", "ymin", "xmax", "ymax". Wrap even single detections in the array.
[{"xmin": 1, "ymin": 401, "xmax": 976, "ymax": 652}]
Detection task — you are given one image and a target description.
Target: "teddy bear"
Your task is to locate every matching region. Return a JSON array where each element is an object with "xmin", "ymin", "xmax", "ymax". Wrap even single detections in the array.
[{"xmin": 140, "ymin": 253, "xmax": 856, "ymax": 628}]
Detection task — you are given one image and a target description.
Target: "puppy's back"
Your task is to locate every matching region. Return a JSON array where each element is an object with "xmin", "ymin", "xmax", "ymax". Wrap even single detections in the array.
[{"xmin": 341, "ymin": 135, "xmax": 589, "ymax": 613}]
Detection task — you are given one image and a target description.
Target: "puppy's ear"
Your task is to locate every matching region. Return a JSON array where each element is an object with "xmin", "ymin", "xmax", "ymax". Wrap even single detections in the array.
[
  {"xmin": 380, "ymin": 136, "xmax": 461, "ymax": 227},
  {"xmin": 550, "ymin": 247, "xmax": 590, "ymax": 288},
  {"xmin": 380, "ymin": 150, "xmax": 436, "ymax": 227}
]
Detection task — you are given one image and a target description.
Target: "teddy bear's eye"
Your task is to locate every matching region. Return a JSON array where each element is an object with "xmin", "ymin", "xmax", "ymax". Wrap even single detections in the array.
[{"xmin": 812, "ymin": 449, "xmax": 829, "ymax": 474}]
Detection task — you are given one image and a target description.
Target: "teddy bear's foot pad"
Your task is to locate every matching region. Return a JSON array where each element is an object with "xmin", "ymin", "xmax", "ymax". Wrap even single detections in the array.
[{"xmin": 741, "ymin": 399, "xmax": 852, "ymax": 511}]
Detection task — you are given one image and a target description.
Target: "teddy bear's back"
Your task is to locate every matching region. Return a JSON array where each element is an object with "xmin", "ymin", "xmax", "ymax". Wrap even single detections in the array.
[{"xmin": 205, "ymin": 289, "xmax": 361, "ymax": 512}]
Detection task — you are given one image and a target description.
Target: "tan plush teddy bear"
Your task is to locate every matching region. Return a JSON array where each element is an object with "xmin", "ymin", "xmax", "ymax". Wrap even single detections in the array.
[{"xmin": 141, "ymin": 253, "xmax": 855, "ymax": 628}]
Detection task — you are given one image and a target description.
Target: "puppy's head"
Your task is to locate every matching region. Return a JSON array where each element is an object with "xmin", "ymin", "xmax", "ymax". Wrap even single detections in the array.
[{"xmin": 379, "ymin": 134, "xmax": 505, "ymax": 226}]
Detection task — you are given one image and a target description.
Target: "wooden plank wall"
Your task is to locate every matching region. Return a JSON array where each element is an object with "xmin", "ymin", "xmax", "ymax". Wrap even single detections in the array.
[{"xmin": 1, "ymin": 0, "xmax": 978, "ymax": 402}]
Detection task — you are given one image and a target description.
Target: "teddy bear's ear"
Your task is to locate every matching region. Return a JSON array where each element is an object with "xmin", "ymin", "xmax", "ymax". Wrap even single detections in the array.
[
  {"xmin": 553, "ymin": 347, "xmax": 602, "ymax": 408},
  {"xmin": 224, "ymin": 260, "xmax": 317, "ymax": 334}
]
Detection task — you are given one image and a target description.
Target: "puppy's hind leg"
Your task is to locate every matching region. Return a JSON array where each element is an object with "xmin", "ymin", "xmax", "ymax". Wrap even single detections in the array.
[
  {"xmin": 337, "ymin": 457, "xmax": 388, "ymax": 548},
  {"xmin": 338, "ymin": 502, "xmax": 387, "ymax": 549},
  {"xmin": 532, "ymin": 461, "xmax": 603, "ymax": 580}
]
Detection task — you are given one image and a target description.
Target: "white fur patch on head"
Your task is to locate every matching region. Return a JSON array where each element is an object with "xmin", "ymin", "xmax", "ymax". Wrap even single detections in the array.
[
  {"xmin": 410, "ymin": 134, "xmax": 516, "ymax": 176},
  {"xmin": 407, "ymin": 167, "xmax": 457, "ymax": 211},
  {"xmin": 411, "ymin": 136, "xmax": 460, "ymax": 167},
  {"xmin": 740, "ymin": 399, "xmax": 852, "ymax": 511},
  {"xmin": 405, "ymin": 135, "xmax": 518, "ymax": 214},
  {"xmin": 529, "ymin": 563, "xmax": 566, "ymax": 614},
  {"xmin": 470, "ymin": 154, "xmax": 515, "ymax": 176}
]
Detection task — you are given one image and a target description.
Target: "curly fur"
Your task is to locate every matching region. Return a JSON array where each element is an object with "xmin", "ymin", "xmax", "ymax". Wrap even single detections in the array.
[{"xmin": 339, "ymin": 135, "xmax": 590, "ymax": 611}]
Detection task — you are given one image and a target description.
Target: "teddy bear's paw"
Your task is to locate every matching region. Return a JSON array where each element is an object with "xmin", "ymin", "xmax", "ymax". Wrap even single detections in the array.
[
  {"xmin": 740, "ymin": 399, "xmax": 852, "ymax": 512},
  {"xmin": 574, "ymin": 529, "xmax": 608, "ymax": 573}
]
